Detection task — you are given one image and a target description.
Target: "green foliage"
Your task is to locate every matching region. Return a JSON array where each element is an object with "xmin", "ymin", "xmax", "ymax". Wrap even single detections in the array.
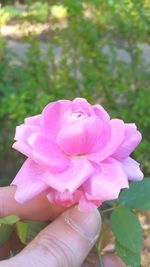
[
  {"xmin": 0, "ymin": 5, "xmax": 22, "ymax": 25},
  {"xmin": 16, "ymin": 221, "xmax": 28, "ymax": 244},
  {"xmin": 107, "ymin": 178, "xmax": 150, "ymax": 266},
  {"xmin": 0, "ymin": 224, "xmax": 14, "ymax": 245},
  {"xmin": 110, "ymin": 207, "xmax": 143, "ymax": 253},
  {"xmin": 0, "ymin": 215, "xmax": 20, "ymax": 245},
  {"xmin": 0, "ymin": 2, "xmax": 49, "ymax": 25},
  {"xmin": 0, "ymin": 215, "xmax": 47, "ymax": 246},
  {"xmin": 110, "ymin": 207, "xmax": 143, "ymax": 267},
  {"xmin": 119, "ymin": 179, "xmax": 150, "ymax": 210},
  {"xmin": 16, "ymin": 220, "xmax": 47, "ymax": 244},
  {"xmin": 116, "ymin": 241, "xmax": 141, "ymax": 267},
  {"xmin": 24, "ymin": 2, "xmax": 49, "ymax": 22},
  {"xmin": 0, "ymin": 214, "xmax": 20, "ymax": 224}
]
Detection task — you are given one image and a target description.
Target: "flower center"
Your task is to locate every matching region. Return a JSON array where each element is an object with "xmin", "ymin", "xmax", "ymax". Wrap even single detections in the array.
[{"xmin": 71, "ymin": 112, "xmax": 87, "ymax": 121}]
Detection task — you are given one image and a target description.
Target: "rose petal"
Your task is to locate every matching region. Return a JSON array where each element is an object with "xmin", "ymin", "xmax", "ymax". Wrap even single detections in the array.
[
  {"xmin": 41, "ymin": 100, "xmax": 71, "ymax": 140},
  {"xmin": 25, "ymin": 114, "xmax": 41, "ymax": 127},
  {"xmin": 92, "ymin": 104, "xmax": 111, "ymax": 151},
  {"xmin": 47, "ymin": 188, "xmax": 101, "ymax": 211},
  {"xmin": 43, "ymin": 158, "xmax": 94, "ymax": 193},
  {"xmin": 47, "ymin": 189, "xmax": 81, "ymax": 207},
  {"xmin": 88, "ymin": 119, "xmax": 125, "ymax": 162},
  {"xmin": 83, "ymin": 158, "xmax": 128, "ymax": 201},
  {"xmin": 27, "ymin": 133, "xmax": 70, "ymax": 172},
  {"xmin": 12, "ymin": 141, "xmax": 32, "ymax": 158},
  {"xmin": 120, "ymin": 157, "xmax": 144, "ymax": 181},
  {"xmin": 11, "ymin": 159, "xmax": 48, "ymax": 203},
  {"xmin": 93, "ymin": 104, "xmax": 110, "ymax": 121},
  {"xmin": 112, "ymin": 123, "xmax": 142, "ymax": 159},
  {"xmin": 72, "ymin": 97, "xmax": 95, "ymax": 115},
  {"xmin": 57, "ymin": 116, "xmax": 103, "ymax": 155},
  {"xmin": 14, "ymin": 124, "xmax": 39, "ymax": 143}
]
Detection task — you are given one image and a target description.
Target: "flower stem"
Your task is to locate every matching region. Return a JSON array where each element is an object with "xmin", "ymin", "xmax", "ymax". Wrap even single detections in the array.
[
  {"xmin": 102, "ymin": 206, "xmax": 118, "ymax": 213},
  {"xmin": 95, "ymin": 243, "xmax": 104, "ymax": 267}
]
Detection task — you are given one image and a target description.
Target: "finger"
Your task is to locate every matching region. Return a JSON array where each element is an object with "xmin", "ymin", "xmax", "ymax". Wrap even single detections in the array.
[
  {"xmin": 1, "ymin": 207, "xmax": 101, "ymax": 267},
  {"xmin": 82, "ymin": 253, "xmax": 126, "ymax": 267},
  {"xmin": 0, "ymin": 186, "xmax": 66, "ymax": 221},
  {"xmin": 102, "ymin": 253, "xmax": 126, "ymax": 267}
]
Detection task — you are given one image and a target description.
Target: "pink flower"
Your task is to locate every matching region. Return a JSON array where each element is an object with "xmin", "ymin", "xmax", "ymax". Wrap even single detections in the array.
[{"xmin": 12, "ymin": 98, "xmax": 143, "ymax": 211}]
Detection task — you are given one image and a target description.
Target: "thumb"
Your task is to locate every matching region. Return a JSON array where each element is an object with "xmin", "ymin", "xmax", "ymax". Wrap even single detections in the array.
[{"xmin": 1, "ymin": 207, "xmax": 101, "ymax": 267}]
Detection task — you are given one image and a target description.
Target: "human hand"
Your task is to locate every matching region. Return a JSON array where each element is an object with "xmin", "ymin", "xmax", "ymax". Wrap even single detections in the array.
[{"xmin": 0, "ymin": 186, "xmax": 125, "ymax": 267}]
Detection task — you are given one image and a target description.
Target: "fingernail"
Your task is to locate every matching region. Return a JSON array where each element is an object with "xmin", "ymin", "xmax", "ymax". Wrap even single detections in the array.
[{"xmin": 64, "ymin": 206, "xmax": 101, "ymax": 245}]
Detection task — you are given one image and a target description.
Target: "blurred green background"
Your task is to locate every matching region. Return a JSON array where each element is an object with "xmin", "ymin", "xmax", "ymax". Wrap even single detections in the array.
[{"xmin": 0, "ymin": 0, "xmax": 150, "ymax": 185}]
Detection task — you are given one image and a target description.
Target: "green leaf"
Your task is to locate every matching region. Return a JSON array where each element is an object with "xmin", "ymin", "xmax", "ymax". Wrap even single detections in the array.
[
  {"xmin": 0, "ymin": 215, "xmax": 20, "ymax": 225},
  {"xmin": 116, "ymin": 240, "xmax": 140, "ymax": 267},
  {"xmin": 0, "ymin": 215, "xmax": 19, "ymax": 246},
  {"xmin": 16, "ymin": 221, "xmax": 28, "ymax": 244},
  {"xmin": 119, "ymin": 178, "xmax": 150, "ymax": 210},
  {"xmin": 24, "ymin": 221, "xmax": 47, "ymax": 243},
  {"xmin": 0, "ymin": 224, "xmax": 14, "ymax": 246},
  {"xmin": 110, "ymin": 207, "xmax": 143, "ymax": 253},
  {"xmin": 16, "ymin": 220, "xmax": 47, "ymax": 244}
]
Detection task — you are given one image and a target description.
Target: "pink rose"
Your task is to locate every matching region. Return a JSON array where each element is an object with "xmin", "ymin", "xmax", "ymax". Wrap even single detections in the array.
[{"xmin": 12, "ymin": 98, "xmax": 143, "ymax": 211}]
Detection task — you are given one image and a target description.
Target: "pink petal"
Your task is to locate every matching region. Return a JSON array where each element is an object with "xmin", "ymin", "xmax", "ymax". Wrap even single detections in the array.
[
  {"xmin": 83, "ymin": 158, "xmax": 129, "ymax": 201},
  {"xmin": 41, "ymin": 100, "xmax": 71, "ymax": 140},
  {"xmin": 57, "ymin": 116, "xmax": 103, "ymax": 155},
  {"xmin": 72, "ymin": 97, "xmax": 95, "ymax": 115},
  {"xmin": 25, "ymin": 115, "xmax": 41, "ymax": 127},
  {"xmin": 11, "ymin": 159, "xmax": 48, "ymax": 203},
  {"xmin": 13, "ymin": 123, "xmax": 40, "ymax": 158},
  {"xmin": 47, "ymin": 188, "xmax": 101, "ymax": 211},
  {"xmin": 112, "ymin": 123, "xmax": 142, "ymax": 159},
  {"xmin": 88, "ymin": 119, "xmax": 125, "ymax": 162},
  {"xmin": 14, "ymin": 124, "xmax": 40, "ymax": 143},
  {"xmin": 93, "ymin": 104, "xmax": 110, "ymax": 121},
  {"xmin": 47, "ymin": 189, "xmax": 81, "ymax": 207},
  {"xmin": 27, "ymin": 133, "xmax": 70, "ymax": 172},
  {"xmin": 120, "ymin": 157, "xmax": 144, "ymax": 181},
  {"xmin": 12, "ymin": 141, "xmax": 32, "ymax": 158},
  {"xmin": 91, "ymin": 105, "xmax": 111, "ymax": 151},
  {"xmin": 43, "ymin": 158, "xmax": 94, "ymax": 193}
]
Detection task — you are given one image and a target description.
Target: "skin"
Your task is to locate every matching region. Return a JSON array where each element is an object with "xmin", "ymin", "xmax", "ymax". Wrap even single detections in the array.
[{"xmin": 0, "ymin": 186, "xmax": 126, "ymax": 267}]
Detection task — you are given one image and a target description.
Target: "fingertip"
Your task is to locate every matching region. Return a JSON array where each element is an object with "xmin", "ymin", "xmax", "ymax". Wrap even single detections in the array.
[
  {"xmin": 0, "ymin": 186, "xmax": 65, "ymax": 221},
  {"xmin": 102, "ymin": 253, "xmax": 126, "ymax": 267},
  {"xmin": 63, "ymin": 207, "xmax": 101, "ymax": 245}
]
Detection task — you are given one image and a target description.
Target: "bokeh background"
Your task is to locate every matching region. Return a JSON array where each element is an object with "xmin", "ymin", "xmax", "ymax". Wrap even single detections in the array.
[
  {"xmin": 0, "ymin": 0, "xmax": 150, "ymax": 185},
  {"xmin": 0, "ymin": 1, "xmax": 150, "ymax": 265}
]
